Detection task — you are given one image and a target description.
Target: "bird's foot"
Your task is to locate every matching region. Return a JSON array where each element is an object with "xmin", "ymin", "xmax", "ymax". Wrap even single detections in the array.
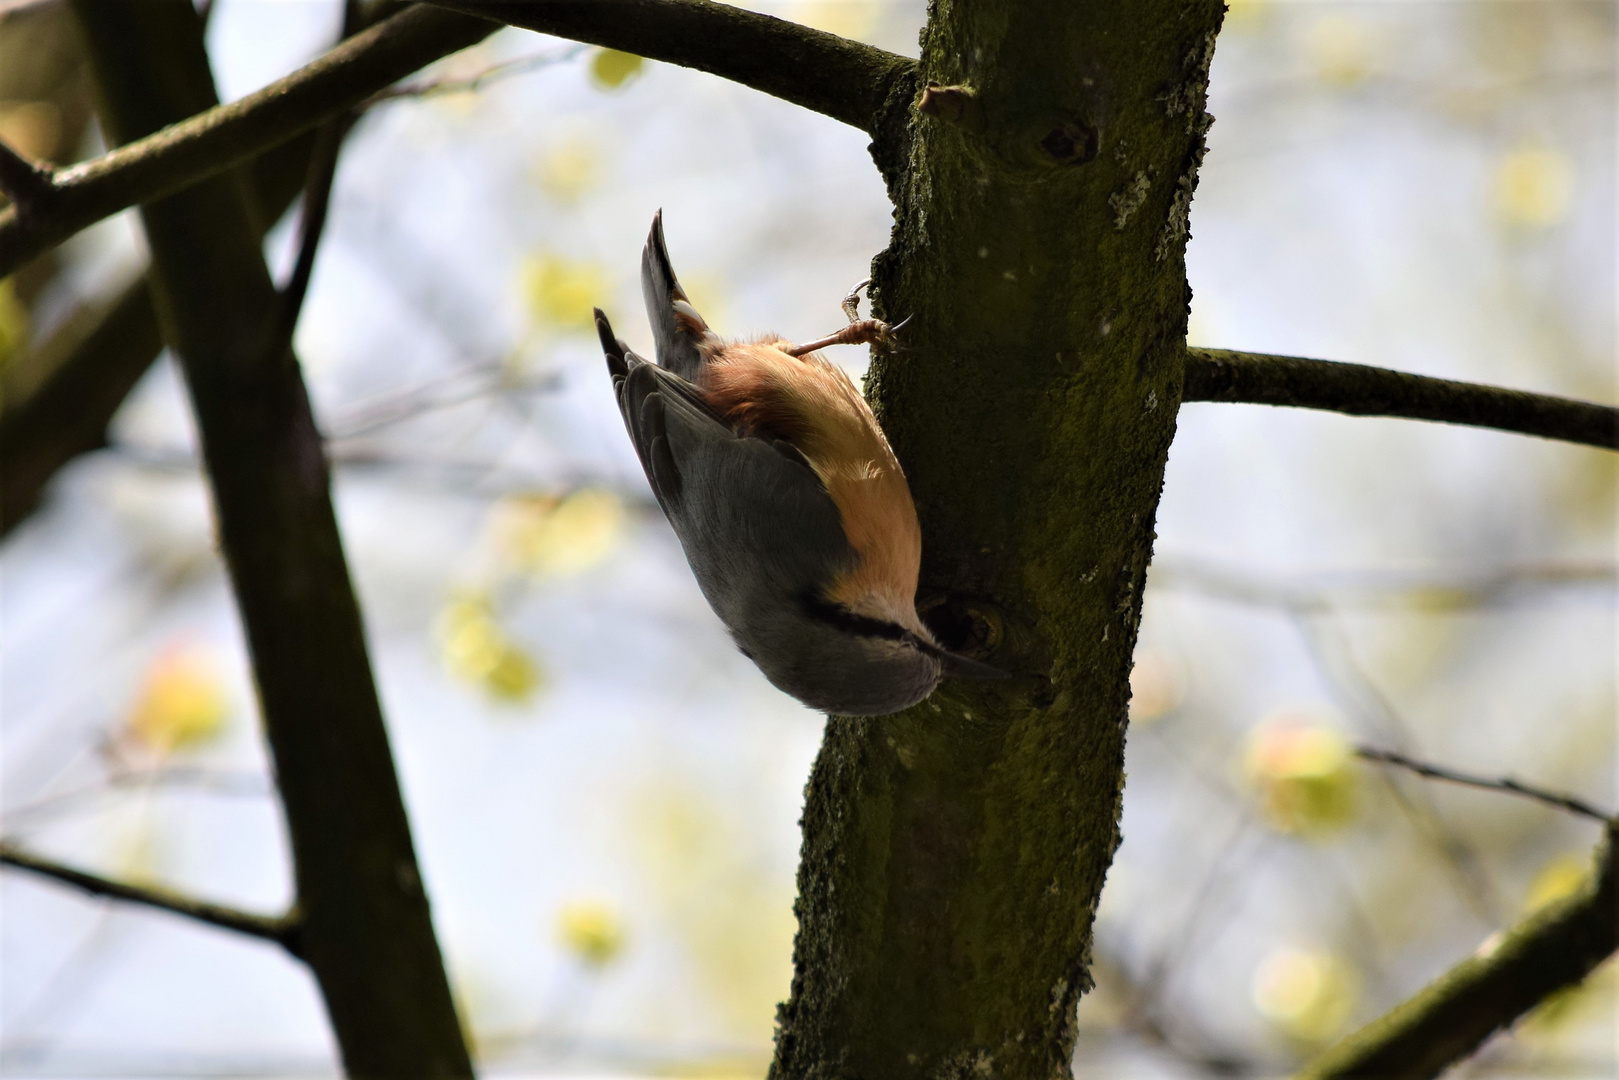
[{"xmin": 786, "ymin": 281, "xmax": 910, "ymax": 357}]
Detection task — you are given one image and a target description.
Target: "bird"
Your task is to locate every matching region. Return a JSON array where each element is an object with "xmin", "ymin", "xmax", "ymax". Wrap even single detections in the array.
[{"xmin": 594, "ymin": 212, "xmax": 1002, "ymax": 716}]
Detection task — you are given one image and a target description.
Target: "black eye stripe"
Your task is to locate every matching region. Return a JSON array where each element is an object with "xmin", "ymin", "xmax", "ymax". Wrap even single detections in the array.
[{"xmin": 799, "ymin": 593, "xmax": 909, "ymax": 643}]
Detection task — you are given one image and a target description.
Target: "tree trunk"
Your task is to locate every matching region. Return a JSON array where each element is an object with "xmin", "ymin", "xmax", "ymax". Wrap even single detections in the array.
[
  {"xmin": 70, "ymin": 2, "xmax": 472, "ymax": 1074},
  {"xmin": 773, "ymin": 1, "xmax": 1225, "ymax": 1074}
]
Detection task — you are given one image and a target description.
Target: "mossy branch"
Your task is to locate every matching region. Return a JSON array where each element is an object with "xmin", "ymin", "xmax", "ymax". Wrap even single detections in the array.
[
  {"xmin": 1184, "ymin": 347, "xmax": 1618, "ymax": 451},
  {"xmin": 1295, "ymin": 824, "xmax": 1618, "ymax": 1080},
  {"xmin": 1, "ymin": 841, "xmax": 300, "ymax": 952}
]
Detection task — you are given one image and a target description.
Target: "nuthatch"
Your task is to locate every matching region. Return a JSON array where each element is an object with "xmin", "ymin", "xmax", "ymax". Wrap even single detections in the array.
[{"xmin": 595, "ymin": 213, "xmax": 1002, "ymax": 716}]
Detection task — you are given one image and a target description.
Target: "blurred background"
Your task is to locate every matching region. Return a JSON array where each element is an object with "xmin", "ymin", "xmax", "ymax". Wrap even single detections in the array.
[{"xmin": 0, "ymin": 0, "xmax": 1613, "ymax": 1076}]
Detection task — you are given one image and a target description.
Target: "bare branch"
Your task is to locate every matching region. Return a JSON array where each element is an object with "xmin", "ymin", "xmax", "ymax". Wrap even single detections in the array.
[
  {"xmin": 0, "ymin": 137, "xmax": 56, "ymax": 211},
  {"xmin": 422, "ymin": 0, "xmax": 916, "ymax": 134},
  {"xmin": 0, "ymin": 0, "xmax": 919, "ymax": 280},
  {"xmin": 1357, "ymin": 746, "xmax": 1614, "ymax": 824},
  {"xmin": 264, "ymin": 118, "xmax": 349, "ymax": 366},
  {"xmin": 1294, "ymin": 825, "xmax": 1619, "ymax": 1080},
  {"xmin": 0, "ymin": 841, "xmax": 300, "ymax": 953},
  {"xmin": 0, "ymin": 5, "xmax": 499, "ymax": 278},
  {"xmin": 1184, "ymin": 347, "xmax": 1619, "ymax": 451},
  {"xmin": 363, "ymin": 45, "xmax": 588, "ymax": 106}
]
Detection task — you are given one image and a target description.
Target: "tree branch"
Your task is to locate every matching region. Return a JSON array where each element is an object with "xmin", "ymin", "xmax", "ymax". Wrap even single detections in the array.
[
  {"xmin": 1295, "ymin": 824, "xmax": 1619, "ymax": 1080},
  {"xmin": 423, "ymin": 0, "xmax": 914, "ymax": 135},
  {"xmin": 0, "ymin": 4, "xmax": 498, "ymax": 279},
  {"xmin": 0, "ymin": 137, "xmax": 56, "ymax": 212},
  {"xmin": 0, "ymin": 841, "xmax": 299, "ymax": 953},
  {"xmin": 0, "ymin": 0, "xmax": 919, "ymax": 281},
  {"xmin": 1356, "ymin": 746, "xmax": 1614, "ymax": 824},
  {"xmin": 71, "ymin": 2, "xmax": 472, "ymax": 1071},
  {"xmin": 1184, "ymin": 348, "xmax": 1619, "ymax": 451}
]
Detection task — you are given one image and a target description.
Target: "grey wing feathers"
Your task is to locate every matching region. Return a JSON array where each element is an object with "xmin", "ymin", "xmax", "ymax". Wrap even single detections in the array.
[
  {"xmin": 597, "ymin": 307, "xmax": 682, "ymax": 507},
  {"xmin": 641, "ymin": 210, "xmax": 713, "ymax": 381},
  {"xmin": 593, "ymin": 309, "xmax": 849, "ymax": 613}
]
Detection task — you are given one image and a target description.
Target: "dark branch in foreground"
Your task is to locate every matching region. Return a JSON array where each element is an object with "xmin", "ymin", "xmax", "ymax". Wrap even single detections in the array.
[
  {"xmin": 0, "ymin": 0, "xmax": 916, "ymax": 281},
  {"xmin": 0, "ymin": 5, "xmax": 499, "ymax": 279},
  {"xmin": 1295, "ymin": 825, "xmax": 1619, "ymax": 1080},
  {"xmin": 0, "ymin": 138, "xmax": 56, "ymax": 211},
  {"xmin": 423, "ymin": 0, "xmax": 914, "ymax": 135},
  {"xmin": 0, "ymin": 842, "xmax": 299, "ymax": 953},
  {"xmin": 1358, "ymin": 746, "xmax": 1615, "ymax": 824},
  {"xmin": 1184, "ymin": 348, "xmax": 1619, "ymax": 451}
]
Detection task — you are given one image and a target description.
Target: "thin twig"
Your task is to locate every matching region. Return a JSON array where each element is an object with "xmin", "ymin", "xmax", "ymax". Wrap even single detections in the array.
[
  {"xmin": 264, "ymin": 117, "xmax": 350, "ymax": 366},
  {"xmin": 363, "ymin": 46, "xmax": 587, "ymax": 107},
  {"xmin": 0, "ymin": 138, "xmax": 55, "ymax": 212},
  {"xmin": 0, "ymin": 842, "xmax": 300, "ymax": 953},
  {"xmin": 1356, "ymin": 746, "xmax": 1614, "ymax": 824},
  {"xmin": 1184, "ymin": 347, "xmax": 1619, "ymax": 451},
  {"xmin": 1295, "ymin": 614, "xmax": 1503, "ymax": 924},
  {"xmin": 1295, "ymin": 825, "xmax": 1619, "ymax": 1080}
]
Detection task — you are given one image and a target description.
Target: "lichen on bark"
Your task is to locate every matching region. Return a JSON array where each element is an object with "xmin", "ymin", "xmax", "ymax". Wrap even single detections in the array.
[{"xmin": 772, "ymin": 2, "xmax": 1226, "ymax": 1076}]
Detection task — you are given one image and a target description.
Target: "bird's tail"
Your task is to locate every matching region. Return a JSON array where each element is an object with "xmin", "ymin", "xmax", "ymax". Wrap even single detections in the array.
[{"xmin": 641, "ymin": 210, "xmax": 717, "ymax": 381}]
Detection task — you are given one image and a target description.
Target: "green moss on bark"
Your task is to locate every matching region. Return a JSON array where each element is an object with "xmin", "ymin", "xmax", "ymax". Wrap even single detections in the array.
[{"xmin": 773, "ymin": 2, "xmax": 1226, "ymax": 1076}]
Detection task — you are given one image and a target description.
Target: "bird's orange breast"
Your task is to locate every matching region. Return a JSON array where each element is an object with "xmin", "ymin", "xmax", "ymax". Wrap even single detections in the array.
[{"xmin": 702, "ymin": 340, "xmax": 925, "ymax": 633}]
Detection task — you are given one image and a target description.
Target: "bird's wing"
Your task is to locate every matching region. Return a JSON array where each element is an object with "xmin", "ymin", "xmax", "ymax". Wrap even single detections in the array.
[
  {"xmin": 596, "ymin": 310, "xmax": 850, "ymax": 607},
  {"xmin": 641, "ymin": 210, "xmax": 718, "ymax": 382}
]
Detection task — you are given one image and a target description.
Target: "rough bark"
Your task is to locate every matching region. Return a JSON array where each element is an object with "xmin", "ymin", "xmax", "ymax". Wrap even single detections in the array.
[
  {"xmin": 70, "ymin": 2, "xmax": 471, "ymax": 1074},
  {"xmin": 771, "ymin": 1, "xmax": 1226, "ymax": 1075}
]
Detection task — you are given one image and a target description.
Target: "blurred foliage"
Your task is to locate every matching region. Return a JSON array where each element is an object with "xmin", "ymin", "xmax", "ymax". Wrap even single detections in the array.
[
  {"xmin": 792, "ymin": 0, "xmax": 878, "ymax": 40},
  {"xmin": 490, "ymin": 489, "xmax": 625, "ymax": 578},
  {"xmin": 557, "ymin": 898, "xmax": 628, "ymax": 967},
  {"xmin": 588, "ymin": 48, "xmax": 643, "ymax": 91},
  {"xmin": 438, "ymin": 593, "xmax": 544, "ymax": 703},
  {"xmin": 1306, "ymin": 13, "xmax": 1373, "ymax": 87},
  {"xmin": 533, "ymin": 135, "xmax": 603, "ymax": 204},
  {"xmin": 1128, "ymin": 647, "xmax": 1186, "ymax": 725},
  {"xmin": 631, "ymin": 782, "xmax": 796, "ymax": 1044},
  {"xmin": 1252, "ymin": 946, "xmax": 1361, "ymax": 1043},
  {"xmin": 521, "ymin": 252, "xmax": 610, "ymax": 330},
  {"xmin": 1243, "ymin": 715, "xmax": 1358, "ymax": 838},
  {"xmin": 124, "ymin": 644, "xmax": 232, "ymax": 755},
  {"xmin": 1493, "ymin": 144, "xmax": 1574, "ymax": 229}
]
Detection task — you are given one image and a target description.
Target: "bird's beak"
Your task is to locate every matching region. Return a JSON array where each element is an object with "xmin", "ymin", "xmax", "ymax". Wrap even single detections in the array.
[{"xmin": 939, "ymin": 649, "xmax": 1010, "ymax": 681}]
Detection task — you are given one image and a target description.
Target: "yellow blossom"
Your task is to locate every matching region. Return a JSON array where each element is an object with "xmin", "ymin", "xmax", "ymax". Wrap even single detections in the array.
[
  {"xmin": 557, "ymin": 898, "xmax": 627, "ymax": 966},
  {"xmin": 1243, "ymin": 715, "xmax": 1357, "ymax": 837},
  {"xmin": 438, "ymin": 595, "xmax": 543, "ymax": 702},
  {"xmin": 127, "ymin": 645, "xmax": 231, "ymax": 753},
  {"xmin": 1494, "ymin": 145, "xmax": 1573, "ymax": 228},
  {"xmin": 589, "ymin": 49, "xmax": 643, "ymax": 90},
  {"xmin": 521, "ymin": 253, "xmax": 609, "ymax": 330},
  {"xmin": 493, "ymin": 489, "xmax": 625, "ymax": 577},
  {"xmin": 1253, "ymin": 946, "xmax": 1360, "ymax": 1041},
  {"xmin": 534, "ymin": 137, "xmax": 602, "ymax": 203}
]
